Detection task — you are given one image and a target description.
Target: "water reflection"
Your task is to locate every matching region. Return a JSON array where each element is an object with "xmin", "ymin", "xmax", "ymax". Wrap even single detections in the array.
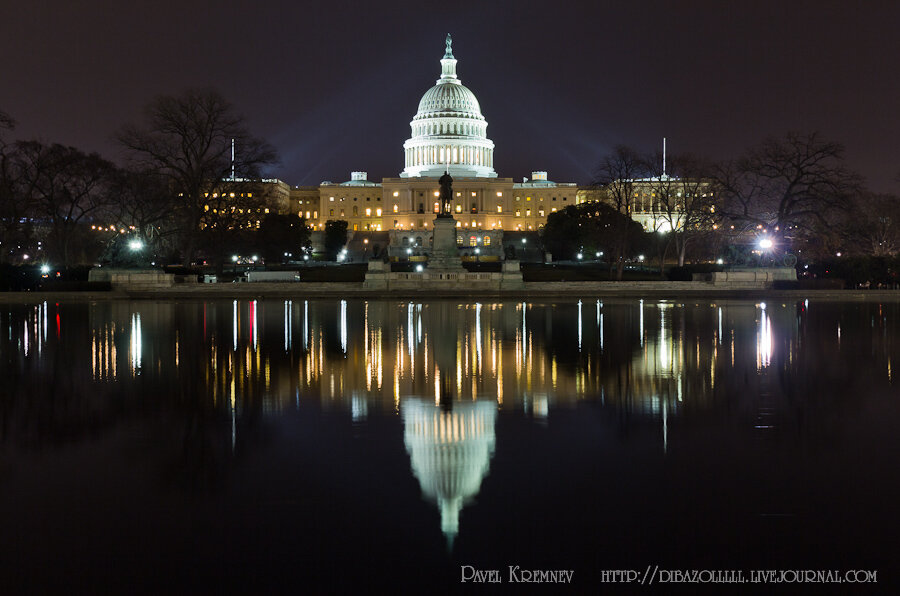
[
  {"xmin": 1, "ymin": 298, "xmax": 898, "ymax": 542},
  {"xmin": 403, "ymin": 398, "xmax": 497, "ymax": 549}
]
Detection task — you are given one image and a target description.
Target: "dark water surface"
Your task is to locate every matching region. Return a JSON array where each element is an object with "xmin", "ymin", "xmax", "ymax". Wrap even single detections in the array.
[{"xmin": 1, "ymin": 298, "xmax": 898, "ymax": 592}]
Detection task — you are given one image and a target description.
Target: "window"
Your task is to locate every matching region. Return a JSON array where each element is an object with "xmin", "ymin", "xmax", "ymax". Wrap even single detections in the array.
[
  {"xmin": 376, "ymin": 208, "xmax": 382, "ymax": 216},
  {"xmin": 403, "ymin": 236, "xmax": 409, "ymax": 245},
  {"xmin": 418, "ymin": 203, "xmax": 424, "ymax": 213},
  {"xmin": 393, "ymin": 191, "xmax": 399, "ymax": 197},
  {"xmin": 365, "ymin": 208, "xmax": 371, "ymax": 216},
  {"xmin": 515, "ymin": 210, "xmax": 521, "ymax": 217},
  {"xmin": 456, "ymin": 235, "xmax": 463, "ymax": 245},
  {"xmin": 393, "ymin": 204, "xmax": 398, "ymax": 213},
  {"xmin": 434, "ymin": 201, "xmax": 440, "ymax": 213},
  {"xmin": 416, "ymin": 236, "xmax": 423, "ymax": 246},
  {"xmin": 526, "ymin": 209, "xmax": 531, "ymax": 216},
  {"xmin": 496, "ymin": 205, "xmax": 502, "ymax": 213},
  {"xmin": 330, "ymin": 209, "xmax": 334, "ymax": 216},
  {"xmin": 340, "ymin": 209, "xmax": 345, "ymax": 216},
  {"xmin": 471, "ymin": 202, "xmax": 477, "ymax": 213},
  {"xmin": 538, "ymin": 208, "xmax": 544, "ymax": 217},
  {"xmin": 313, "ymin": 211, "xmax": 318, "ymax": 218},
  {"xmin": 330, "ymin": 197, "xmax": 335, "ymax": 202},
  {"xmin": 470, "ymin": 236, "xmax": 477, "ymax": 247},
  {"xmin": 455, "ymin": 204, "xmax": 462, "ymax": 213},
  {"xmin": 352, "ymin": 206, "xmax": 358, "ymax": 216},
  {"xmin": 483, "ymin": 236, "xmax": 491, "ymax": 246},
  {"xmin": 305, "ymin": 211, "xmax": 311, "ymax": 219}
]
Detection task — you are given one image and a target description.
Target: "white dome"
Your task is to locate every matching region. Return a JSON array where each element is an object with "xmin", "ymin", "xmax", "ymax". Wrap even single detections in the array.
[
  {"xmin": 401, "ymin": 35, "xmax": 497, "ymax": 179},
  {"xmin": 416, "ymin": 84, "xmax": 483, "ymax": 118}
]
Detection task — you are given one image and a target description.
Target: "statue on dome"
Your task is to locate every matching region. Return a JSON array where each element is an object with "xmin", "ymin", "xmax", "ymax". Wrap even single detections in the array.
[
  {"xmin": 444, "ymin": 33, "xmax": 453, "ymax": 58},
  {"xmin": 438, "ymin": 171, "xmax": 453, "ymax": 217}
]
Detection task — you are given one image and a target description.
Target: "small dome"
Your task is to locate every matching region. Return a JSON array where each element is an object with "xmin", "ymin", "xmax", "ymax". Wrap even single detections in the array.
[{"xmin": 415, "ymin": 84, "xmax": 483, "ymax": 119}]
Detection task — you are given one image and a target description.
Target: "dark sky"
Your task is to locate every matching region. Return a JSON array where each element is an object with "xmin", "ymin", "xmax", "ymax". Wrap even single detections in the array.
[{"xmin": 3, "ymin": 0, "xmax": 899, "ymax": 190}]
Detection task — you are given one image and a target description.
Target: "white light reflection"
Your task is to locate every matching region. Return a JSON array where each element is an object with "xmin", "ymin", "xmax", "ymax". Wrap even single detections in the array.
[
  {"xmin": 475, "ymin": 303, "xmax": 482, "ymax": 364},
  {"xmin": 639, "ymin": 299, "xmax": 644, "ymax": 346},
  {"xmin": 130, "ymin": 312, "xmax": 142, "ymax": 374},
  {"xmin": 718, "ymin": 306, "xmax": 723, "ymax": 345},
  {"xmin": 757, "ymin": 305, "xmax": 772, "ymax": 369},
  {"xmin": 284, "ymin": 300, "xmax": 292, "ymax": 352},
  {"xmin": 340, "ymin": 300, "xmax": 348, "ymax": 354},
  {"xmin": 577, "ymin": 300, "xmax": 582, "ymax": 351},
  {"xmin": 232, "ymin": 300, "xmax": 238, "ymax": 351},
  {"xmin": 303, "ymin": 300, "xmax": 309, "ymax": 351}
]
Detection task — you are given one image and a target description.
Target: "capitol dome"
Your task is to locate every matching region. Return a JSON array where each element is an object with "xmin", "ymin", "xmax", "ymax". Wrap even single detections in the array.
[{"xmin": 401, "ymin": 35, "xmax": 497, "ymax": 178}]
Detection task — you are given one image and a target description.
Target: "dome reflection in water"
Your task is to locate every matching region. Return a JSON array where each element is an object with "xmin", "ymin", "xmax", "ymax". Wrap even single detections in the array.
[{"xmin": 1, "ymin": 298, "xmax": 899, "ymax": 590}]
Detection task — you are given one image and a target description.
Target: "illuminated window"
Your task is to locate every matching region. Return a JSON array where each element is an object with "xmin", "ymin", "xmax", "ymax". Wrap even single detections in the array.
[
  {"xmin": 526, "ymin": 197, "xmax": 531, "ymax": 201},
  {"xmin": 496, "ymin": 192, "xmax": 502, "ymax": 197},
  {"xmin": 340, "ymin": 209, "xmax": 345, "ymax": 216},
  {"xmin": 483, "ymin": 236, "xmax": 491, "ymax": 246},
  {"xmin": 393, "ymin": 204, "xmax": 398, "ymax": 213},
  {"xmin": 515, "ymin": 210, "xmax": 521, "ymax": 217},
  {"xmin": 376, "ymin": 208, "xmax": 382, "ymax": 216},
  {"xmin": 305, "ymin": 211, "xmax": 311, "ymax": 219},
  {"xmin": 496, "ymin": 205, "xmax": 502, "ymax": 213},
  {"xmin": 330, "ymin": 197, "xmax": 335, "ymax": 201},
  {"xmin": 455, "ymin": 204, "xmax": 462, "ymax": 213},
  {"xmin": 471, "ymin": 192, "xmax": 476, "ymax": 196},
  {"xmin": 313, "ymin": 211, "xmax": 318, "ymax": 218},
  {"xmin": 247, "ymin": 193, "xmax": 252, "ymax": 198},
  {"xmin": 457, "ymin": 235, "xmax": 463, "ymax": 245},
  {"xmin": 538, "ymin": 208, "xmax": 544, "ymax": 217},
  {"xmin": 470, "ymin": 236, "xmax": 477, "ymax": 246},
  {"xmin": 526, "ymin": 209, "xmax": 531, "ymax": 216},
  {"xmin": 365, "ymin": 208, "xmax": 372, "ymax": 216},
  {"xmin": 434, "ymin": 202, "xmax": 440, "ymax": 213},
  {"xmin": 393, "ymin": 191, "xmax": 399, "ymax": 197},
  {"xmin": 434, "ymin": 191, "xmax": 440, "ymax": 197},
  {"xmin": 353, "ymin": 224, "xmax": 358, "ymax": 230},
  {"xmin": 264, "ymin": 208, "xmax": 269, "ymax": 214}
]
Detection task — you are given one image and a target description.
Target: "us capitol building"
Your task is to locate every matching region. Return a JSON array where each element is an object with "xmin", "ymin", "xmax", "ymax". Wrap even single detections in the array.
[
  {"xmin": 277, "ymin": 35, "xmax": 579, "ymax": 239},
  {"xmin": 254, "ymin": 35, "xmax": 692, "ymax": 246}
]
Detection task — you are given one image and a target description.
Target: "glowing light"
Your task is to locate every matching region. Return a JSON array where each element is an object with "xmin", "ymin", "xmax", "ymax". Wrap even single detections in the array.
[
  {"xmin": 128, "ymin": 239, "xmax": 143, "ymax": 251},
  {"xmin": 758, "ymin": 238, "xmax": 773, "ymax": 250}
]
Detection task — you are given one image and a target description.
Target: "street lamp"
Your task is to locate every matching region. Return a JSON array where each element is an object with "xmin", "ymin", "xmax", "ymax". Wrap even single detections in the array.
[{"xmin": 128, "ymin": 239, "xmax": 144, "ymax": 251}]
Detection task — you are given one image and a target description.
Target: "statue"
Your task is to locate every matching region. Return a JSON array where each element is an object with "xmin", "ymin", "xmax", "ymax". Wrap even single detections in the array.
[
  {"xmin": 438, "ymin": 171, "xmax": 453, "ymax": 217},
  {"xmin": 445, "ymin": 33, "xmax": 453, "ymax": 58}
]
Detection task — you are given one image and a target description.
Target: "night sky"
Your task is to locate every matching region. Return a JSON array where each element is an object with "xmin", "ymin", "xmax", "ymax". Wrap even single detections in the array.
[{"xmin": 3, "ymin": 1, "xmax": 899, "ymax": 190}]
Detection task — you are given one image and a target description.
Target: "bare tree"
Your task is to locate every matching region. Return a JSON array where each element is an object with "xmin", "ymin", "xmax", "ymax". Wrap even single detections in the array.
[
  {"xmin": 0, "ymin": 110, "xmax": 30, "ymax": 264},
  {"xmin": 15, "ymin": 141, "xmax": 117, "ymax": 266},
  {"xmin": 116, "ymin": 88, "xmax": 277, "ymax": 266},
  {"xmin": 713, "ymin": 132, "xmax": 861, "ymax": 247},
  {"xmin": 644, "ymin": 154, "xmax": 720, "ymax": 267},
  {"xmin": 110, "ymin": 167, "xmax": 177, "ymax": 248},
  {"xmin": 591, "ymin": 145, "xmax": 650, "ymax": 279},
  {"xmin": 845, "ymin": 192, "xmax": 900, "ymax": 256}
]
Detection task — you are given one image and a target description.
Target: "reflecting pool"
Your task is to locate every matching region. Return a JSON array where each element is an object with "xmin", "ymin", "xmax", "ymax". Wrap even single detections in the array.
[{"xmin": 1, "ymin": 299, "xmax": 898, "ymax": 590}]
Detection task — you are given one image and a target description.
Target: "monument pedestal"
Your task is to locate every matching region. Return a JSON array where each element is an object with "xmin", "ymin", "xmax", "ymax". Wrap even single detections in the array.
[{"xmin": 428, "ymin": 217, "xmax": 464, "ymax": 271}]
